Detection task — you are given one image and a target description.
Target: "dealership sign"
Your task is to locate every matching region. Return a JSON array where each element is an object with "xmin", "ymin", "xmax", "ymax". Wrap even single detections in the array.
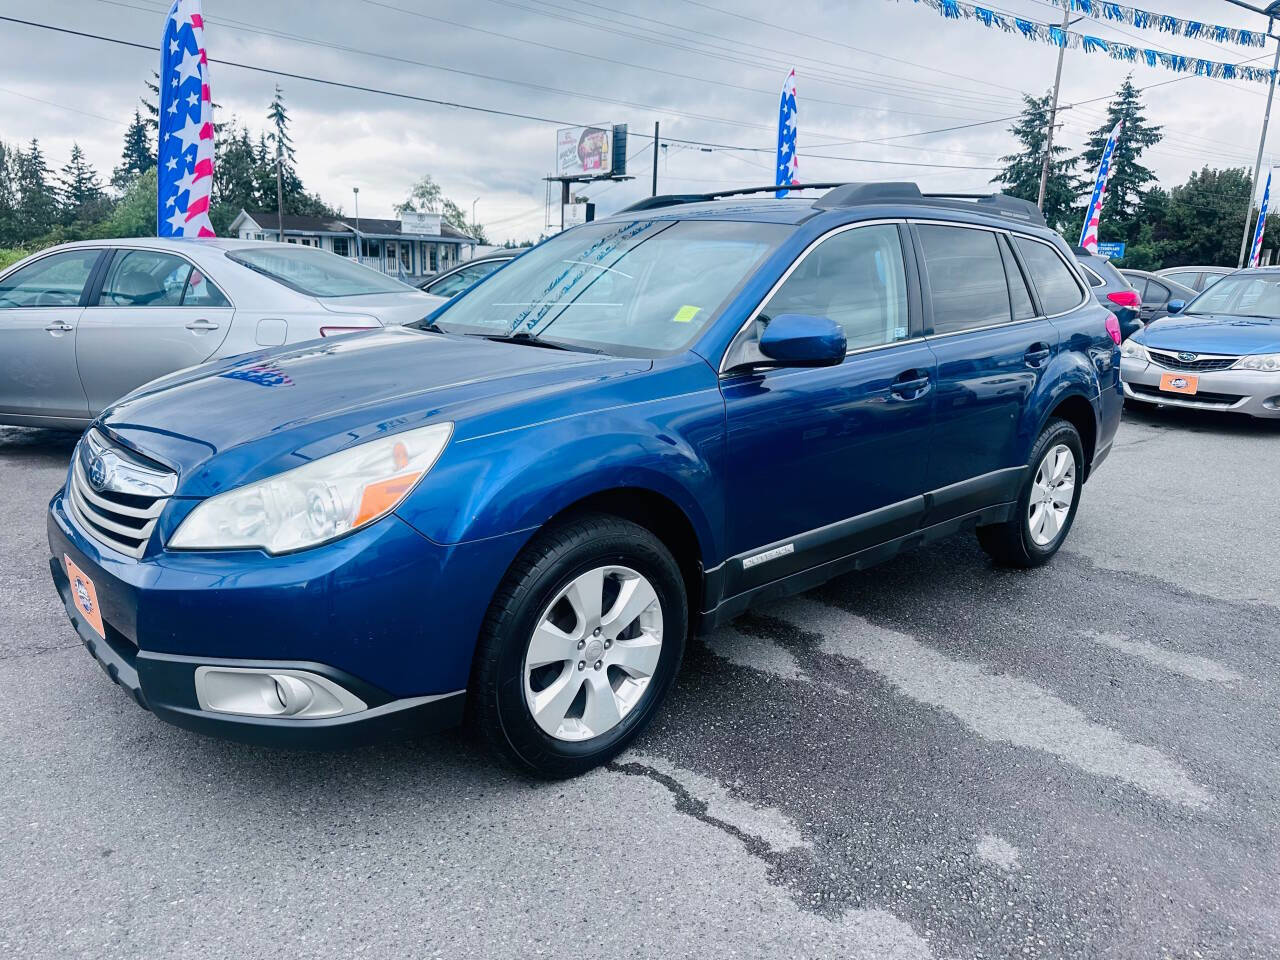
[{"xmin": 555, "ymin": 124, "xmax": 629, "ymax": 180}]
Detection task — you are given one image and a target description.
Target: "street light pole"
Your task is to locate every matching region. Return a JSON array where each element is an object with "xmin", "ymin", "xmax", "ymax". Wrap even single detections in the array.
[
  {"xmin": 1239, "ymin": 19, "xmax": 1280, "ymax": 267},
  {"xmin": 1036, "ymin": 2, "xmax": 1073, "ymax": 211},
  {"xmin": 352, "ymin": 186, "xmax": 361, "ymax": 261}
]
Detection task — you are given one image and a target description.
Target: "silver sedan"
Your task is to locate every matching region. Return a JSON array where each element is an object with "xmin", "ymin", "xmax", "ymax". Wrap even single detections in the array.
[{"xmin": 0, "ymin": 238, "xmax": 446, "ymax": 429}]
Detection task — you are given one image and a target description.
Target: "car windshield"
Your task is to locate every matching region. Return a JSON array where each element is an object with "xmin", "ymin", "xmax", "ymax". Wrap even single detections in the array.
[
  {"xmin": 227, "ymin": 246, "xmax": 413, "ymax": 297},
  {"xmin": 1184, "ymin": 274, "xmax": 1280, "ymax": 319},
  {"xmin": 421, "ymin": 219, "xmax": 786, "ymax": 356}
]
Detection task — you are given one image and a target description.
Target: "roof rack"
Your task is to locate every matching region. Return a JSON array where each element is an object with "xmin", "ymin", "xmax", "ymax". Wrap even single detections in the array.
[{"xmin": 615, "ymin": 181, "xmax": 1047, "ymax": 227}]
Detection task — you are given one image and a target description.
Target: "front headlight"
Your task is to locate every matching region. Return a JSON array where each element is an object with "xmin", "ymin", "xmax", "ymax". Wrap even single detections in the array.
[
  {"xmin": 1121, "ymin": 339, "xmax": 1148, "ymax": 361},
  {"xmin": 169, "ymin": 422, "xmax": 453, "ymax": 554},
  {"xmin": 1233, "ymin": 352, "xmax": 1280, "ymax": 372}
]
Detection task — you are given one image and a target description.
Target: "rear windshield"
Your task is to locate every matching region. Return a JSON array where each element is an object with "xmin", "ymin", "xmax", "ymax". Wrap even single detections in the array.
[
  {"xmin": 228, "ymin": 245, "xmax": 413, "ymax": 297},
  {"xmin": 1184, "ymin": 274, "xmax": 1280, "ymax": 319},
  {"xmin": 424, "ymin": 219, "xmax": 786, "ymax": 357}
]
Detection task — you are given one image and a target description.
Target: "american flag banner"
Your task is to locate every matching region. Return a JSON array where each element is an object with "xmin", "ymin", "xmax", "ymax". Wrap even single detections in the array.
[
  {"xmin": 775, "ymin": 69, "xmax": 798, "ymax": 198},
  {"xmin": 1078, "ymin": 120, "xmax": 1122, "ymax": 254},
  {"xmin": 1249, "ymin": 170, "xmax": 1271, "ymax": 268},
  {"xmin": 158, "ymin": 0, "xmax": 215, "ymax": 237}
]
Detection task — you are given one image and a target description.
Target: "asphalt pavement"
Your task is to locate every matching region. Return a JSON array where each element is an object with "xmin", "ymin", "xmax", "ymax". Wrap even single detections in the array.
[{"xmin": 2, "ymin": 405, "xmax": 1278, "ymax": 959}]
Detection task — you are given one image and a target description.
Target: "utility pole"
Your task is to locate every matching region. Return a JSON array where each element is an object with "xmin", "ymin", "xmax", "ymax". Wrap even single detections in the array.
[
  {"xmin": 1240, "ymin": 18, "xmax": 1280, "ymax": 267},
  {"xmin": 652, "ymin": 121, "xmax": 660, "ymax": 196},
  {"xmin": 1036, "ymin": 1, "xmax": 1073, "ymax": 211},
  {"xmin": 275, "ymin": 142, "xmax": 284, "ymax": 243},
  {"xmin": 352, "ymin": 186, "xmax": 361, "ymax": 261}
]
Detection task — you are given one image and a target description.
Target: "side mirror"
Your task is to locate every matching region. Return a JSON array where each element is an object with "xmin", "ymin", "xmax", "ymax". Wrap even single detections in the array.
[
  {"xmin": 1166, "ymin": 299, "xmax": 1187, "ymax": 315},
  {"xmin": 757, "ymin": 314, "xmax": 846, "ymax": 368}
]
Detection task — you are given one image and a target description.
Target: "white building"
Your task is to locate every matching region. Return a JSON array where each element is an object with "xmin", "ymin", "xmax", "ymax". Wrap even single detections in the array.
[{"xmin": 229, "ymin": 209, "xmax": 477, "ymax": 280}]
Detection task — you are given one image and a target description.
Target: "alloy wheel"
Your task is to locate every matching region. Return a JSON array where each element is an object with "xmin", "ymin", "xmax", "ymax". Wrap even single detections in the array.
[
  {"xmin": 522, "ymin": 565, "xmax": 664, "ymax": 742},
  {"xmin": 1027, "ymin": 443, "xmax": 1076, "ymax": 547}
]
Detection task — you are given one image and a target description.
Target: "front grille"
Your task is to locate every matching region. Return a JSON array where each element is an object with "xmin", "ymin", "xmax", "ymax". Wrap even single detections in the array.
[
  {"xmin": 1128, "ymin": 382, "xmax": 1244, "ymax": 408},
  {"xmin": 1147, "ymin": 348, "xmax": 1238, "ymax": 372},
  {"xmin": 66, "ymin": 431, "xmax": 175, "ymax": 559}
]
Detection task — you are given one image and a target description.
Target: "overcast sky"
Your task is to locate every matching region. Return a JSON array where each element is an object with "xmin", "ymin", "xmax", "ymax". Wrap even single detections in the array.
[{"xmin": 0, "ymin": 0, "xmax": 1275, "ymax": 243}]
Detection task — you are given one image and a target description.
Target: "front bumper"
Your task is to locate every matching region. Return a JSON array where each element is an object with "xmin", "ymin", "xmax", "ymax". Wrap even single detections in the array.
[
  {"xmin": 48, "ymin": 491, "xmax": 529, "ymax": 748},
  {"xmin": 1120, "ymin": 356, "xmax": 1280, "ymax": 418}
]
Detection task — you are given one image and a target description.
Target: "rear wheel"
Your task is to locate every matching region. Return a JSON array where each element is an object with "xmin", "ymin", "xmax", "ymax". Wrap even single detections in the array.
[
  {"xmin": 977, "ymin": 419, "xmax": 1084, "ymax": 568},
  {"xmin": 469, "ymin": 513, "xmax": 687, "ymax": 778}
]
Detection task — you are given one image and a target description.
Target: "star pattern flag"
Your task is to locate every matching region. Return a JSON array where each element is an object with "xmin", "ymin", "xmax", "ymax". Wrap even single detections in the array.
[
  {"xmin": 1249, "ymin": 170, "xmax": 1271, "ymax": 268},
  {"xmin": 158, "ymin": 0, "xmax": 215, "ymax": 237},
  {"xmin": 775, "ymin": 70, "xmax": 798, "ymax": 198},
  {"xmin": 1078, "ymin": 120, "xmax": 1122, "ymax": 254}
]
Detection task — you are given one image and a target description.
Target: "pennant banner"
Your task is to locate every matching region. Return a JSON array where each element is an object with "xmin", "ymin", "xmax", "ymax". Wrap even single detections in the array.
[
  {"xmin": 899, "ymin": 0, "xmax": 1276, "ymax": 85},
  {"xmin": 1060, "ymin": 0, "xmax": 1266, "ymax": 49},
  {"xmin": 1079, "ymin": 120, "xmax": 1123, "ymax": 254},
  {"xmin": 775, "ymin": 69, "xmax": 798, "ymax": 199},
  {"xmin": 1249, "ymin": 170, "xmax": 1271, "ymax": 268}
]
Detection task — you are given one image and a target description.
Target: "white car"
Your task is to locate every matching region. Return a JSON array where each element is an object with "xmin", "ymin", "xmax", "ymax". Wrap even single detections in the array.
[{"xmin": 0, "ymin": 238, "xmax": 446, "ymax": 429}]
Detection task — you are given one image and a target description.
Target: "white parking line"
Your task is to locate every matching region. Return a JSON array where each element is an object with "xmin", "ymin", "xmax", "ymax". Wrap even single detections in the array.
[
  {"xmin": 1082, "ymin": 631, "xmax": 1243, "ymax": 684},
  {"xmin": 774, "ymin": 598, "xmax": 1214, "ymax": 809}
]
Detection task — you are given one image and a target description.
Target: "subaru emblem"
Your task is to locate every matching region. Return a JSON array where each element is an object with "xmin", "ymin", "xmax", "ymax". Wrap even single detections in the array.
[
  {"xmin": 87, "ymin": 455, "xmax": 108, "ymax": 491},
  {"xmin": 1177, "ymin": 351, "xmax": 1197, "ymax": 363}
]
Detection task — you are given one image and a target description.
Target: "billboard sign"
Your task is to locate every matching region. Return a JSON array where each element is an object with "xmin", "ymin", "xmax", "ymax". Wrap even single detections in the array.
[{"xmin": 556, "ymin": 125, "xmax": 627, "ymax": 179}]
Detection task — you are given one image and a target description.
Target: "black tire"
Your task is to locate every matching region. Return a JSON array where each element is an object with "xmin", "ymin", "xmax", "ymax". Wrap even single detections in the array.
[
  {"xmin": 977, "ymin": 418, "xmax": 1085, "ymax": 569},
  {"xmin": 468, "ymin": 512, "xmax": 687, "ymax": 779}
]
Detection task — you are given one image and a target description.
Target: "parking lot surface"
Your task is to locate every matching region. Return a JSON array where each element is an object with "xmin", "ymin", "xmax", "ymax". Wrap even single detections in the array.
[{"xmin": 2, "ymin": 407, "xmax": 1278, "ymax": 959}]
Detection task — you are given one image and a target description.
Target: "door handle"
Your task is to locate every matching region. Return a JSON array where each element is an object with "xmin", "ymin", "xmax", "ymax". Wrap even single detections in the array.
[
  {"xmin": 185, "ymin": 318, "xmax": 219, "ymax": 332},
  {"xmin": 890, "ymin": 370, "xmax": 931, "ymax": 399},
  {"xmin": 1024, "ymin": 343, "xmax": 1052, "ymax": 367},
  {"xmin": 44, "ymin": 320, "xmax": 74, "ymax": 334}
]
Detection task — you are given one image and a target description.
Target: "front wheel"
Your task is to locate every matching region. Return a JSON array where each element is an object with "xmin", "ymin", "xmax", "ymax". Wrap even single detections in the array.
[
  {"xmin": 977, "ymin": 418, "xmax": 1084, "ymax": 568},
  {"xmin": 468, "ymin": 513, "xmax": 687, "ymax": 778}
]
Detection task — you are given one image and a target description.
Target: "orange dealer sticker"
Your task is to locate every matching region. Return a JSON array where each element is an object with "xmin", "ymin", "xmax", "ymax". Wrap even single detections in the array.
[{"xmin": 64, "ymin": 555, "xmax": 105, "ymax": 640}]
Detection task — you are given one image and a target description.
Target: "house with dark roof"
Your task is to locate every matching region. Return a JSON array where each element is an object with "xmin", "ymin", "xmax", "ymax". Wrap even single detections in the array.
[{"xmin": 228, "ymin": 209, "xmax": 477, "ymax": 280}]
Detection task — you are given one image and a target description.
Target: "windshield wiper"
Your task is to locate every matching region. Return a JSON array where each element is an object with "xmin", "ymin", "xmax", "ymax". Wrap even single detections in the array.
[{"xmin": 481, "ymin": 331, "xmax": 606, "ymax": 354}]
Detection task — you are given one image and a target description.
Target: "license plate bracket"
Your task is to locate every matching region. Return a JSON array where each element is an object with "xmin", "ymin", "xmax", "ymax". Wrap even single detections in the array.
[
  {"xmin": 64, "ymin": 555, "xmax": 105, "ymax": 639},
  {"xmin": 1159, "ymin": 372, "xmax": 1199, "ymax": 395}
]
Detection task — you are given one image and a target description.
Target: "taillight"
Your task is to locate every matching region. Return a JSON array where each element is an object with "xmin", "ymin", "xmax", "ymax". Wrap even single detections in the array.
[
  {"xmin": 319, "ymin": 326, "xmax": 376, "ymax": 337},
  {"xmin": 1105, "ymin": 315, "xmax": 1121, "ymax": 344},
  {"xmin": 1106, "ymin": 290, "xmax": 1142, "ymax": 308}
]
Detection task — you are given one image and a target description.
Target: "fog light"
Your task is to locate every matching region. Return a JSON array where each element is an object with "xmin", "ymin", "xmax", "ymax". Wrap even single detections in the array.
[{"xmin": 195, "ymin": 667, "xmax": 367, "ymax": 719}]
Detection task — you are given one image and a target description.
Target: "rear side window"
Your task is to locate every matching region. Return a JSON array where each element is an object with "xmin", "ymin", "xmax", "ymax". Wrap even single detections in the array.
[
  {"xmin": 1000, "ymin": 237, "xmax": 1036, "ymax": 320},
  {"xmin": 99, "ymin": 250, "xmax": 190, "ymax": 307},
  {"xmin": 761, "ymin": 223, "xmax": 910, "ymax": 350},
  {"xmin": 0, "ymin": 249, "xmax": 100, "ymax": 308},
  {"xmin": 1145, "ymin": 280, "xmax": 1171, "ymax": 307},
  {"xmin": 182, "ymin": 268, "xmax": 230, "ymax": 307},
  {"xmin": 917, "ymin": 224, "xmax": 1011, "ymax": 334},
  {"xmin": 1014, "ymin": 238, "xmax": 1085, "ymax": 315}
]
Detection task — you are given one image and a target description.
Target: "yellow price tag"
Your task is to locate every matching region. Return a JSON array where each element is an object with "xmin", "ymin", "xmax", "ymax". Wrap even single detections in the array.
[{"xmin": 672, "ymin": 305, "xmax": 702, "ymax": 323}]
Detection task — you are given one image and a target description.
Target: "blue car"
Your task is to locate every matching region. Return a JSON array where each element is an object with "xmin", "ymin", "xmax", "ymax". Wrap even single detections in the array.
[
  {"xmin": 1121, "ymin": 267, "xmax": 1280, "ymax": 417},
  {"xmin": 48, "ymin": 183, "xmax": 1122, "ymax": 777}
]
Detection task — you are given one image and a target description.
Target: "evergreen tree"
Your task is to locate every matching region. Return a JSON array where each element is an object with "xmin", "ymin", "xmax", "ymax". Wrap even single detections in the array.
[
  {"xmin": 266, "ymin": 85, "xmax": 296, "ymax": 166},
  {"xmin": 991, "ymin": 92, "xmax": 1081, "ymax": 233},
  {"xmin": 1076, "ymin": 75, "xmax": 1163, "ymax": 242},
  {"xmin": 0, "ymin": 141, "xmax": 17, "ymax": 248},
  {"xmin": 141, "ymin": 72, "xmax": 161, "ymax": 134},
  {"xmin": 14, "ymin": 138, "xmax": 58, "ymax": 244},
  {"xmin": 59, "ymin": 143, "xmax": 108, "ymax": 225},
  {"xmin": 112, "ymin": 110, "xmax": 155, "ymax": 189}
]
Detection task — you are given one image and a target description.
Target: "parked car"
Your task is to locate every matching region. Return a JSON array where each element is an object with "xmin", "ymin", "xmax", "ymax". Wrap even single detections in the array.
[
  {"xmin": 48, "ymin": 182, "xmax": 1121, "ymax": 777},
  {"xmin": 1156, "ymin": 265, "xmax": 1235, "ymax": 292},
  {"xmin": 1119, "ymin": 269, "xmax": 1198, "ymax": 324},
  {"xmin": 1073, "ymin": 247, "xmax": 1142, "ymax": 339},
  {"xmin": 1121, "ymin": 266, "xmax": 1280, "ymax": 417},
  {"xmin": 416, "ymin": 249, "xmax": 529, "ymax": 298},
  {"xmin": 0, "ymin": 238, "xmax": 446, "ymax": 429}
]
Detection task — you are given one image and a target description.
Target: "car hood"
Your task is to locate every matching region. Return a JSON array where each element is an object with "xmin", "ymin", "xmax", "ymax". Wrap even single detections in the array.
[
  {"xmin": 1138, "ymin": 314, "xmax": 1280, "ymax": 355},
  {"xmin": 99, "ymin": 327, "xmax": 649, "ymax": 496},
  {"xmin": 320, "ymin": 289, "xmax": 446, "ymax": 326}
]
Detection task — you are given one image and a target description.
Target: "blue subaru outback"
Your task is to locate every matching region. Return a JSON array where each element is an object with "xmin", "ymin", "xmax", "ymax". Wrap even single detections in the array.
[{"xmin": 48, "ymin": 183, "xmax": 1121, "ymax": 777}]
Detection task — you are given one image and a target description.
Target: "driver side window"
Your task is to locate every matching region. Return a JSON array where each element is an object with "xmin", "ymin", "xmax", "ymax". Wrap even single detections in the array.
[
  {"xmin": 0, "ymin": 249, "xmax": 101, "ymax": 308},
  {"xmin": 760, "ymin": 224, "xmax": 910, "ymax": 351}
]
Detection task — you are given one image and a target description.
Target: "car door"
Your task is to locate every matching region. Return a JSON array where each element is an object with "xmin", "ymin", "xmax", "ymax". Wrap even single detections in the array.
[
  {"xmin": 0, "ymin": 248, "xmax": 103, "ymax": 422},
  {"xmin": 914, "ymin": 223, "xmax": 1061, "ymax": 521},
  {"xmin": 76, "ymin": 249, "xmax": 234, "ymax": 414},
  {"xmin": 1140, "ymin": 278, "xmax": 1173, "ymax": 322},
  {"xmin": 720, "ymin": 221, "xmax": 936, "ymax": 592}
]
